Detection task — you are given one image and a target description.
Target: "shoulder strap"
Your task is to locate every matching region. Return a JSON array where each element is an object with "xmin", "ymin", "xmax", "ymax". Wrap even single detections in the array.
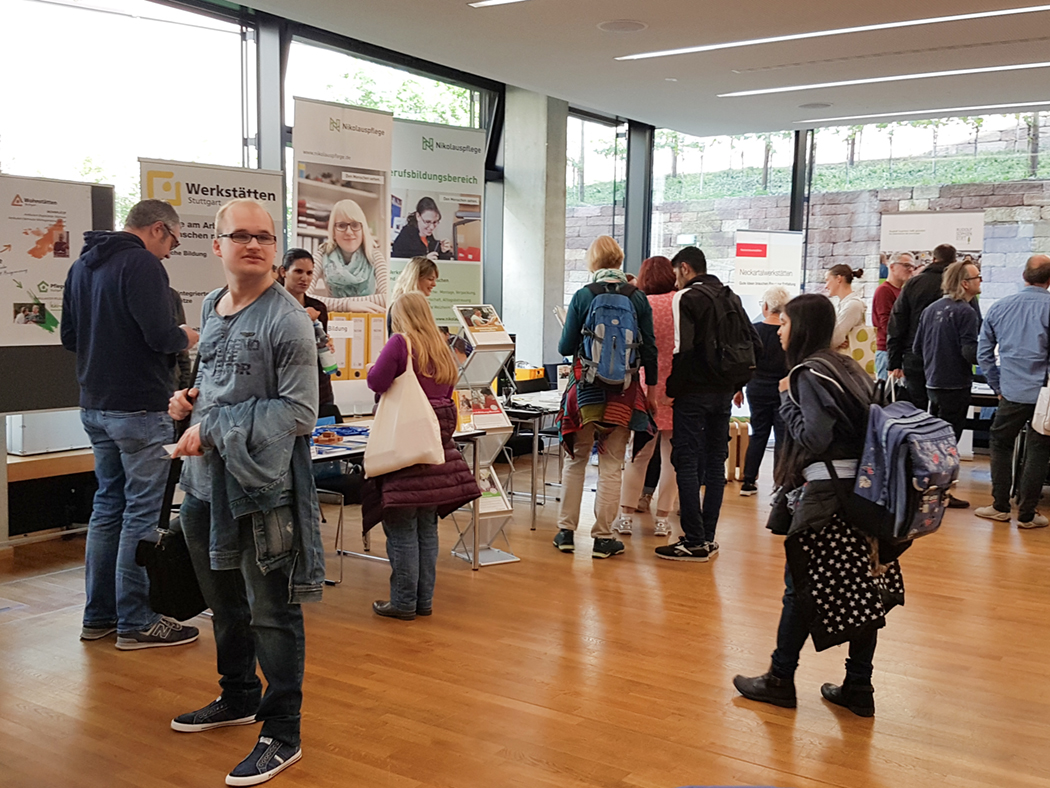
[{"xmin": 617, "ymin": 282, "xmax": 638, "ymax": 299}]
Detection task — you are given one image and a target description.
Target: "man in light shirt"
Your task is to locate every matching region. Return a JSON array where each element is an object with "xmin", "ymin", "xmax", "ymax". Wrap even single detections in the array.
[{"xmin": 975, "ymin": 254, "xmax": 1050, "ymax": 530}]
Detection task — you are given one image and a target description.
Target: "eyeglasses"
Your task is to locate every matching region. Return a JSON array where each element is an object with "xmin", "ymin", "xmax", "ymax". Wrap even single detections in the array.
[
  {"xmin": 162, "ymin": 223, "xmax": 180, "ymax": 250},
  {"xmin": 334, "ymin": 221, "xmax": 363, "ymax": 233},
  {"xmin": 964, "ymin": 275, "xmax": 983, "ymax": 282},
  {"xmin": 217, "ymin": 232, "xmax": 278, "ymax": 246}
]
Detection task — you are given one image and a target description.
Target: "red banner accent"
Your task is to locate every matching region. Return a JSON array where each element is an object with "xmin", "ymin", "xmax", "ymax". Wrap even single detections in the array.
[{"xmin": 736, "ymin": 243, "xmax": 768, "ymax": 258}]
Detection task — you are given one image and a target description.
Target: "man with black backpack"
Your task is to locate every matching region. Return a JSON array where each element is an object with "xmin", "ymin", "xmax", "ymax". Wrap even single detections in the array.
[
  {"xmin": 656, "ymin": 247, "xmax": 762, "ymax": 562},
  {"xmin": 553, "ymin": 236, "xmax": 657, "ymax": 559}
]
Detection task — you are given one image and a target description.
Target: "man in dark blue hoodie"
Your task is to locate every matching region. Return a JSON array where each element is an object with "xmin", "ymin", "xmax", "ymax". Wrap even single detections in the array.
[{"xmin": 61, "ymin": 199, "xmax": 201, "ymax": 651}]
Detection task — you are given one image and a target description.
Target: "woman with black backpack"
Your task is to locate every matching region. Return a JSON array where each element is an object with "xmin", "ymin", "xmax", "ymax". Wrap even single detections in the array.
[{"xmin": 732, "ymin": 294, "xmax": 906, "ymax": 718}]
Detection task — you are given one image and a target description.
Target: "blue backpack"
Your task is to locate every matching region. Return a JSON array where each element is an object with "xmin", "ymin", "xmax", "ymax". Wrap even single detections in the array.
[
  {"xmin": 580, "ymin": 281, "xmax": 641, "ymax": 389},
  {"xmin": 853, "ymin": 400, "xmax": 960, "ymax": 543}
]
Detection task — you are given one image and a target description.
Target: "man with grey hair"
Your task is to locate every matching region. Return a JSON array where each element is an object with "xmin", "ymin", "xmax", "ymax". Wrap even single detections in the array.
[
  {"xmin": 872, "ymin": 252, "xmax": 916, "ymax": 380},
  {"xmin": 61, "ymin": 199, "xmax": 200, "ymax": 650},
  {"xmin": 975, "ymin": 254, "xmax": 1050, "ymax": 529}
]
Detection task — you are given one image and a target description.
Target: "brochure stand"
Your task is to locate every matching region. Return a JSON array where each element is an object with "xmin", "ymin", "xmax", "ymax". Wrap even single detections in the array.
[{"xmin": 449, "ymin": 305, "xmax": 518, "ymax": 568}]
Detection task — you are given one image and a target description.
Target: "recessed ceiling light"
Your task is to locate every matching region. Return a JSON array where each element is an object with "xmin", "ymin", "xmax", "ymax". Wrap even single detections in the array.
[
  {"xmin": 598, "ymin": 20, "xmax": 648, "ymax": 33},
  {"xmin": 665, "ymin": 78, "xmax": 678, "ymax": 82},
  {"xmin": 616, "ymin": 4, "xmax": 1050, "ymax": 60},
  {"xmin": 467, "ymin": 0, "xmax": 528, "ymax": 7},
  {"xmin": 796, "ymin": 100, "xmax": 1050, "ymax": 124},
  {"xmin": 719, "ymin": 60, "xmax": 1050, "ymax": 97},
  {"xmin": 799, "ymin": 102, "xmax": 832, "ymax": 109}
]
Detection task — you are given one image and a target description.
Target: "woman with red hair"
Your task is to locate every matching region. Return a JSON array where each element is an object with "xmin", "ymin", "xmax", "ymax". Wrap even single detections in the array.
[{"xmin": 613, "ymin": 255, "xmax": 679, "ymax": 538}]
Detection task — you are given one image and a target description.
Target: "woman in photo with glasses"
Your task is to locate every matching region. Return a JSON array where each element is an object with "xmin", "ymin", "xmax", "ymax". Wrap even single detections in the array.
[
  {"xmin": 391, "ymin": 197, "xmax": 453, "ymax": 262},
  {"xmin": 308, "ymin": 199, "xmax": 388, "ymax": 312}
]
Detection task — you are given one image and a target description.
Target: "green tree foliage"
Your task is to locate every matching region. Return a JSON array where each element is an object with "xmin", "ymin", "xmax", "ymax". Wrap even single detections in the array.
[{"xmin": 328, "ymin": 67, "xmax": 477, "ymax": 127}]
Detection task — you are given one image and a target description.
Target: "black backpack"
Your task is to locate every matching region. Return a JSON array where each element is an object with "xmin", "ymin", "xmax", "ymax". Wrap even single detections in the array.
[{"xmin": 692, "ymin": 281, "xmax": 757, "ymax": 389}]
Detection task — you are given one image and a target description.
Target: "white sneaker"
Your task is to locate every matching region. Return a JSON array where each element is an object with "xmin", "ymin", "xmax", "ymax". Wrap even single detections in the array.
[
  {"xmin": 1018, "ymin": 512, "xmax": 1049, "ymax": 529},
  {"xmin": 612, "ymin": 514, "xmax": 633, "ymax": 535},
  {"xmin": 975, "ymin": 505, "xmax": 1011, "ymax": 522},
  {"xmin": 653, "ymin": 518, "xmax": 671, "ymax": 537}
]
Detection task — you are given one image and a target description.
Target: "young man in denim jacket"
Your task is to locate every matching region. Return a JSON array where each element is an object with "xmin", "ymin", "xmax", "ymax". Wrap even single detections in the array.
[{"xmin": 169, "ymin": 198, "xmax": 323, "ymax": 786}]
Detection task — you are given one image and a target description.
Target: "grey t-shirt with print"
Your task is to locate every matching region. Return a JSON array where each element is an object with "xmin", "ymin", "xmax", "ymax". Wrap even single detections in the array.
[{"xmin": 180, "ymin": 283, "xmax": 319, "ymax": 503}]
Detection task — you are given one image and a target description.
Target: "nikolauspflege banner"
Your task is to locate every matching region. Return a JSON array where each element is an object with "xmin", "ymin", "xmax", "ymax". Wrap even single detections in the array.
[{"xmin": 390, "ymin": 119, "xmax": 485, "ymax": 325}]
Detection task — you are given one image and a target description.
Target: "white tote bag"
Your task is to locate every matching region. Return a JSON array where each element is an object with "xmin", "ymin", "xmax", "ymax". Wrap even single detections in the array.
[
  {"xmin": 1033, "ymin": 385, "xmax": 1050, "ymax": 436},
  {"xmin": 363, "ymin": 334, "xmax": 446, "ymax": 478}
]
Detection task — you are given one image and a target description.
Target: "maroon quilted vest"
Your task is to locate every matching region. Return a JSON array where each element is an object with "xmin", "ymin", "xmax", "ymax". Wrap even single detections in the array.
[{"xmin": 362, "ymin": 399, "xmax": 481, "ymax": 531}]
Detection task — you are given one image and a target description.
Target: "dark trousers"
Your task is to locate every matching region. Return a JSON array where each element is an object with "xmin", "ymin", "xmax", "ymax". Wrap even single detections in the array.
[
  {"xmin": 928, "ymin": 387, "xmax": 971, "ymax": 442},
  {"xmin": 181, "ymin": 494, "xmax": 305, "ymax": 748},
  {"xmin": 771, "ymin": 562, "xmax": 877, "ymax": 683},
  {"xmin": 989, "ymin": 399, "xmax": 1050, "ymax": 521},
  {"xmin": 903, "ymin": 353, "xmax": 928, "ymax": 412},
  {"xmin": 743, "ymin": 382, "xmax": 785, "ymax": 484},
  {"xmin": 672, "ymin": 392, "xmax": 732, "ymax": 545},
  {"xmin": 643, "ymin": 434, "xmax": 662, "ymax": 493}
]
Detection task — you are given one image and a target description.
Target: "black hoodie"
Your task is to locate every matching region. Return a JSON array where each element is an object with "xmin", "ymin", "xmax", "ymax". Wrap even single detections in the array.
[{"xmin": 61, "ymin": 231, "xmax": 188, "ymax": 411}]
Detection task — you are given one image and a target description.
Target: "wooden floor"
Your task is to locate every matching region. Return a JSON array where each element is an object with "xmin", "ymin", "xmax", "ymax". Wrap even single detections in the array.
[{"xmin": 2, "ymin": 454, "xmax": 1050, "ymax": 788}]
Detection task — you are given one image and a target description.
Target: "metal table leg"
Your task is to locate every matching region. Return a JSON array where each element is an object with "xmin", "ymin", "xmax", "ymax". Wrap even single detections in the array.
[{"xmin": 531, "ymin": 414, "xmax": 539, "ymax": 530}]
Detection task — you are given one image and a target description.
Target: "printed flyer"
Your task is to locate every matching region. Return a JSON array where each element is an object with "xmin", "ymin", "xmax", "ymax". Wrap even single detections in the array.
[
  {"xmin": 0, "ymin": 174, "xmax": 94, "ymax": 347},
  {"xmin": 140, "ymin": 159, "xmax": 284, "ymax": 329},
  {"xmin": 390, "ymin": 119, "xmax": 485, "ymax": 324}
]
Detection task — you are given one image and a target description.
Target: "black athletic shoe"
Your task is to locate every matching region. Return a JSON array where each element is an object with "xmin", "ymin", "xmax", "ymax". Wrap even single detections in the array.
[
  {"xmin": 225, "ymin": 736, "xmax": 301, "ymax": 786},
  {"xmin": 655, "ymin": 538, "xmax": 711, "ymax": 562},
  {"xmin": 739, "ymin": 482, "xmax": 758, "ymax": 496},
  {"xmin": 821, "ymin": 681, "xmax": 875, "ymax": 717},
  {"xmin": 553, "ymin": 529, "xmax": 575, "ymax": 552},
  {"xmin": 733, "ymin": 671, "xmax": 797, "ymax": 708},
  {"xmin": 592, "ymin": 537, "xmax": 625, "ymax": 559},
  {"xmin": 171, "ymin": 697, "xmax": 258, "ymax": 733}
]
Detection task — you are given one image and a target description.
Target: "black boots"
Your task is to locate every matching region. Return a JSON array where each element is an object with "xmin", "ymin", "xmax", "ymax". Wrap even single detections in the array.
[
  {"xmin": 732, "ymin": 670, "xmax": 798, "ymax": 708},
  {"xmin": 734, "ymin": 669, "xmax": 875, "ymax": 716},
  {"xmin": 821, "ymin": 680, "xmax": 875, "ymax": 717}
]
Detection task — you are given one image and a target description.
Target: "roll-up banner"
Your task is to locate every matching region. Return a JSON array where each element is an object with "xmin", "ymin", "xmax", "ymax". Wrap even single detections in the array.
[
  {"xmin": 0, "ymin": 174, "xmax": 95, "ymax": 347},
  {"xmin": 139, "ymin": 158, "xmax": 284, "ymax": 329},
  {"xmin": 292, "ymin": 98, "xmax": 393, "ymax": 412},
  {"xmin": 733, "ymin": 229, "xmax": 804, "ymax": 318},
  {"xmin": 390, "ymin": 119, "xmax": 485, "ymax": 325}
]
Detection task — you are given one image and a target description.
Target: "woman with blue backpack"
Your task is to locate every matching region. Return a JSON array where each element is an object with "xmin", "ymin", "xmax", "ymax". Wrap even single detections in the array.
[
  {"xmin": 732, "ymin": 293, "xmax": 907, "ymax": 718},
  {"xmin": 552, "ymin": 235, "xmax": 658, "ymax": 559}
]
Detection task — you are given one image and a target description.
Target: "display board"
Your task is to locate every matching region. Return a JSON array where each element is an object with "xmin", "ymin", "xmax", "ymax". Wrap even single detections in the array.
[
  {"xmin": 732, "ymin": 230, "xmax": 804, "ymax": 297},
  {"xmin": 389, "ymin": 119, "xmax": 485, "ymax": 324},
  {"xmin": 140, "ymin": 158, "xmax": 284, "ymax": 329},
  {"xmin": 880, "ymin": 212, "xmax": 985, "ymax": 269},
  {"xmin": 0, "ymin": 175, "xmax": 113, "ymax": 413},
  {"xmin": 292, "ymin": 97, "xmax": 393, "ymax": 315}
]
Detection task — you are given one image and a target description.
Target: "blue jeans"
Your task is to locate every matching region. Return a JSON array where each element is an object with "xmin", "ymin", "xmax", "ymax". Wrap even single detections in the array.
[
  {"xmin": 181, "ymin": 494, "xmax": 305, "ymax": 748},
  {"xmin": 771, "ymin": 562, "xmax": 877, "ymax": 682},
  {"xmin": 671, "ymin": 392, "xmax": 732, "ymax": 545},
  {"xmin": 80, "ymin": 408, "xmax": 173, "ymax": 633},
  {"xmin": 742, "ymin": 382, "xmax": 784, "ymax": 485},
  {"xmin": 875, "ymin": 350, "xmax": 889, "ymax": 381},
  {"xmin": 382, "ymin": 507, "xmax": 439, "ymax": 613}
]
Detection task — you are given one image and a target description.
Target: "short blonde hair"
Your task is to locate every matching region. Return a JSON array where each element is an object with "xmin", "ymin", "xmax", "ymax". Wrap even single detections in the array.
[
  {"xmin": 586, "ymin": 235, "xmax": 624, "ymax": 272},
  {"xmin": 760, "ymin": 285, "xmax": 791, "ymax": 314},
  {"xmin": 215, "ymin": 199, "xmax": 275, "ymax": 235}
]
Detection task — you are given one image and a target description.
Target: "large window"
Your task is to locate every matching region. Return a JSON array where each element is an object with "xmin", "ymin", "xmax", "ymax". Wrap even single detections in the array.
[
  {"xmin": 564, "ymin": 114, "xmax": 626, "ymax": 305},
  {"xmin": 0, "ymin": 0, "xmax": 248, "ymax": 223},
  {"xmin": 285, "ymin": 40, "xmax": 484, "ymax": 129},
  {"xmin": 649, "ymin": 130, "xmax": 795, "ymax": 280},
  {"xmin": 807, "ymin": 113, "xmax": 1050, "ymax": 307}
]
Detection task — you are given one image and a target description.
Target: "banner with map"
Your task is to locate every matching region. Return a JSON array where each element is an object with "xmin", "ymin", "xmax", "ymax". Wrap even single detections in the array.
[
  {"xmin": 140, "ymin": 158, "xmax": 284, "ymax": 330},
  {"xmin": 0, "ymin": 174, "xmax": 94, "ymax": 347}
]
